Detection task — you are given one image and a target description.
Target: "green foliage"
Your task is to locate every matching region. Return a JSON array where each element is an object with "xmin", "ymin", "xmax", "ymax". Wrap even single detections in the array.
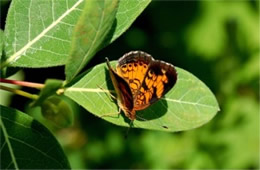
[
  {"xmin": 185, "ymin": 1, "xmax": 259, "ymax": 60},
  {"xmin": 0, "ymin": 0, "xmax": 257, "ymax": 169},
  {"xmin": 0, "ymin": 29, "xmax": 3, "ymax": 59},
  {"xmin": 111, "ymin": 0, "xmax": 151, "ymax": 42},
  {"xmin": 65, "ymin": 0, "xmax": 151, "ymax": 82},
  {"xmin": 0, "ymin": 105, "xmax": 70, "ymax": 169},
  {"xmin": 64, "ymin": 62, "xmax": 219, "ymax": 131},
  {"xmin": 3, "ymin": 0, "xmax": 84, "ymax": 67},
  {"xmin": 40, "ymin": 95, "xmax": 74, "ymax": 128},
  {"xmin": 65, "ymin": 0, "xmax": 119, "ymax": 82},
  {"xmin": 2, "ymin": 0, "xmax": 151, "ymax": 69},
  {"xmin": 31, "ymin": 79, "xmax": 63, "ymax": 107},
  {"xmin": 29, "ymin": 79, "xmax": 74, "ymax": 127}
]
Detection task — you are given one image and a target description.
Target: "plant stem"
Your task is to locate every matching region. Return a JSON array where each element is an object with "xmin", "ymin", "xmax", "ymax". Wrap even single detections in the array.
[
  {"xmin": 0, "ymin": 85, "xmax": 38, "ymax": 100},
  {"xmin": 0, "ymin": 78, "xmax": 44, "ymax": 89}
]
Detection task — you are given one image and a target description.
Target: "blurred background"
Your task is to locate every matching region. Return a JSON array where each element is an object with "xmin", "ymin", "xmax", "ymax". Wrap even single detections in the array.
[{"xmin": 1, "ymin": 0, "xmax": 259, "ymax": 169}]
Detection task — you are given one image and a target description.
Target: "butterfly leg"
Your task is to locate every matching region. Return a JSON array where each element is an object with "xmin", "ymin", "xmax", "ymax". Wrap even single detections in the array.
[
  {"xmin": 100, "ymin": 108, "xmax": 121, "ymax": 119},
  {"xmin": 96, "ymin": 84, "xmax": 116, "ymax": 100}
]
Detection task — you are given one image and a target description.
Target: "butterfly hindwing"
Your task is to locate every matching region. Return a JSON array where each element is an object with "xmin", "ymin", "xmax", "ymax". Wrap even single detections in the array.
[
  {"xmin": 106, "ymin": 58, "xmax": 134, "ymax": 114},
  {"xmin": 133, "ymin": 60, "xmax": 177, "ymax": 110}
]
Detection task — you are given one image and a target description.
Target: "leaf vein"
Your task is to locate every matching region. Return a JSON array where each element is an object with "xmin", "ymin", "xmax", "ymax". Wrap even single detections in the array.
[
  {"xmin": 9, "ymin": 136, "xmax": 63, "ymax": 168},
  {"xmin": 5, "ymin": 0, "xmax": 84, "ymax": 66},
  {"xmin": 0, "ymin": 118, "xmax": 19, "ymax": 169},
  {"xmin": 164, "ymin": 98, "xmax": 218, "ymax": 110}
]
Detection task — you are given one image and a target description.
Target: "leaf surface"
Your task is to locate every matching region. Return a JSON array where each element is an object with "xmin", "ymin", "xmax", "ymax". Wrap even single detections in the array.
[
  {"xmin": 1, "ymin": 0, "xmax": 151, "ymax": 69},
  {"xmin": 0, "ymin": 105, "xmax": 70, "ymax": 169},
  {"xmin": 64, "ymin": 61, "xmax": 219, "ymax": 132},
  {"xmin": 110, "ymin": 0, "xmax": 151, "ymax": 43},
  {"xmin": 0, "ymin": 29, "xmax": 3, "ymax": 59},
  {"xmin": 2, "ymin": 0, "xmax": 85, "ymax": 68},
  {"xmin": 31, "ymin": 79, "xmax": 63, "ymax": 107},
  {"xmin": 65, "ymin": 0, "xmax": 118, "ymax": 82}
]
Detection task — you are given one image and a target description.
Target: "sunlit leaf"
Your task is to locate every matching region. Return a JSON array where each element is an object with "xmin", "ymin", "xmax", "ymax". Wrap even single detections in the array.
[
  {"xmin": 64, "ymin": 61, "xmax": 219, "ymax": 132},
  {"xmin": 65, "ymin": 0, "xmax": 119, "ymax": 82},
  {"xmin": 0, "ymin": 105, "xmax": 70, "ymax": 169},
  {"xmin": 0, "ymin": 29, "xmax": 3, "ymax": 59},
  {"xmin": 109, "ymin": 0, "xmax": 151, "ymax": 43},
  {"xmin": 2, "ymin": 0, "xmax": 85, "ymax": 68},
  {"xmin": 0, "ymin": 28, "xmax": 21, "ymax": 78},
  {"xmin": 2, "ymin": 0, "xmax": 151, "ymax": 69}
]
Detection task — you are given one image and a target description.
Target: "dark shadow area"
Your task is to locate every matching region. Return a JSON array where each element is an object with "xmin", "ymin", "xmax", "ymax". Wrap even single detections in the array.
[
  {"xmin": 136, "ymin": 97, "xmax": 168, "ymax": 121},
  {"xmin": 0, "ymin": 1, "xmax": 11, "ymax": 30},
  {"xmin": 64, "ymin": 66, "xmax": 94, "ymax": 88}
]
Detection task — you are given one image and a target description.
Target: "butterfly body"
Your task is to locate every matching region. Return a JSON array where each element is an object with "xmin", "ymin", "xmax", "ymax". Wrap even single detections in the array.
[{"xmin": 106, "ymin": 51, "xmax": 177, "ymax": 121}]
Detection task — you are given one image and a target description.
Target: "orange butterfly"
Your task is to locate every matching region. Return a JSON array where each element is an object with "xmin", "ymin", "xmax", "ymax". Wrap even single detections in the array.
[{"xmin": 106, "ymin": 51, "xmax": 177, "ymax": 122}]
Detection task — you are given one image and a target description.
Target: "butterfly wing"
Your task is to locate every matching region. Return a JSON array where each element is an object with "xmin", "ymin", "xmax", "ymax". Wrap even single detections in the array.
[
  {"xmin": 116, "ymin": 51, "xmax": 152, "ymax": 96},
  {"xmin": 106, "ymin": 58, "xmax": 136, "ymax": 120},
  {"xmin": 116, "ymin": 51, "xmax": 177, "ymax": 111},
  {"xmin": 134, "ymin": 60, "xmax": 177, "ymax": 110}
]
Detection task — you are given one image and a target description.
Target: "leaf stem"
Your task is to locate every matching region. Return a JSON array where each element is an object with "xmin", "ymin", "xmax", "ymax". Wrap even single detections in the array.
[
  {"xmin": 0, "ymin": 78, "xmax": 44, "ymax": 89},
  {"xmin": 0, "ymin": 85, "xmax": 38, "ymax": 100}
]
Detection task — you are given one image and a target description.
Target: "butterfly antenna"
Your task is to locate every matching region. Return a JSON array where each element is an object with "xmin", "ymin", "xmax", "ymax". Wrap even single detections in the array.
[{"xmin": 105, "ymin": 57, "xmax": 112, "ymax": 69}]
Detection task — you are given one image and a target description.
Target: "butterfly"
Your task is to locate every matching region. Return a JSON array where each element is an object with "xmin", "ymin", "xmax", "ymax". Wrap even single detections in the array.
[{"xmin": 106, "ymin": 51, "xmax": 177, "ymax": 123}]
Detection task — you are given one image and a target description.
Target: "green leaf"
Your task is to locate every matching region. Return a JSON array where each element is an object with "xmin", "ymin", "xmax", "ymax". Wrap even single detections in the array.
[
  {"xmin": 29, "ymin": 79, "xmax": 74, "ymax": 127},
  {"xmin": 31, "ymin": 79, "xmax": 63, "ymax": 107},
  {"xmin": 40, "ymin": 95, "xmax": 74, "ymax": 128},
  {"xmin": 0, "ymin": 67, "xmax": 20, "ymax": 78},
  {"xmin": 0, "ymin": 105, "xmax": 70, "ymax": 169},
  {"xmin": 2, "ymin": 0, "xmax": 85, "ymax": 68},
  {"xmin": 65, "ymin": 0, "xmax": 119, "ymax": 82},
  {"xmin": 0, "ymin": 28, "xmax": 21, "ymax": 78},
  {"xmin": 1, "ymin": 0, "xmax": 151, "ymax": 69},
  {"xmin": 64, "ymin": 61, "xmax": 219, "ymax": 132},
  {"xmin": 110, "ymin": 0, "xmax": 151, "ymax": 43},
  {"xmin": 0, "ymin": 29, "xmax": 21, "ymax": 78},
  {"xmin": 0, "ymin": 29, "xmax": 3, "ymax": 59}
]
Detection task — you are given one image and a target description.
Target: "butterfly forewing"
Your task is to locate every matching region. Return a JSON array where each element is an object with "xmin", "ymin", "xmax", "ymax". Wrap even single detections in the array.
[
  {"xmin": 133, "ymin": 60, "xmax": 177, "ymax": 110},
  {"xmin": 116, "ymin": 51, "xmax": 152, "ymax": 96},
  {"xmin": 106, "ymin": 58, "xmax": 134, "ymax": 114}
]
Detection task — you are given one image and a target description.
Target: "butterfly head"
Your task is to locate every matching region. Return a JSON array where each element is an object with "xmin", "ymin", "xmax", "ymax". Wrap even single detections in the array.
[
  {"xmin": 125, "ymin": 110, "xmax": 136, "ymax": 121},
  {"xmin": 118, "ymin": 103, "xmax": 136, "ymax": 121}
]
